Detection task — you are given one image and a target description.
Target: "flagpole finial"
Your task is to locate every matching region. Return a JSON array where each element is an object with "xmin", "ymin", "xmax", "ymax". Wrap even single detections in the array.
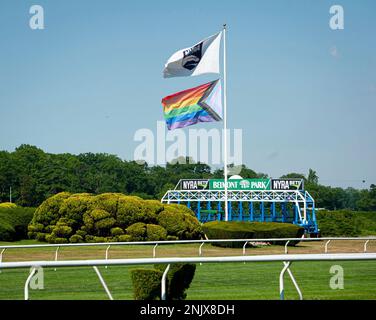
[{"xmin": 223, "ymin": 23, "xmax": 227, "ymax": 29}]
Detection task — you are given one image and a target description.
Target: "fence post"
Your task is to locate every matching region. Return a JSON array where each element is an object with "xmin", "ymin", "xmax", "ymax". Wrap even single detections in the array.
[
  {"xmin": 242, "ymin": 242, "xmax": 248, "ymax": 256},
  {"xmin": 199, "ymin": 242, "xmax": 205, "ymax": 266},
  {"xmin": 153, "ymin": 244, "xmax": 158, "ymax": 258},
  {"xmin": 243, "ymin": 242, "xmax": 248, "ymax": 264},
  {"xmin": 105, "ymin": 245, "xmax": 111, "ymax": 269},
  {"xmin": 284, "ymin": 241, "xmax": 290, "ymax": 254},
  {"xmin": 161, "ymin": 264, "xmax": 171, "ymax": 301},
  {"xmin": 24, "ymin": 267, "xmax": 37, "ymax": 300},
  {"xmin": 0, "ymin": 248, "xmax": 6, "ymax": 274},
  {"xmin": 364, "ymin": 240, "xmax": 370, "ymax": 253},
  {"xmin": 54, "ymin": 247, "xmax": 60, "ymax": 271},
  {"xmin": 324, "ymin": 240, "xmax": 331, "ymax": 254}
]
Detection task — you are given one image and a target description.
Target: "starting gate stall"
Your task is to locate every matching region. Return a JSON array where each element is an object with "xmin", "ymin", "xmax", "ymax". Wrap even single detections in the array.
[{"xmin": 161, "ymin": 178, "xmax": 319, "ymax": 235}]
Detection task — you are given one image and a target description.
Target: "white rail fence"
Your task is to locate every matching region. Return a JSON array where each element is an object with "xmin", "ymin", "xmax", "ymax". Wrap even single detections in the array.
[{"xmin": 1, "ymin": 237, "xmax": 376, "ymax": 301}]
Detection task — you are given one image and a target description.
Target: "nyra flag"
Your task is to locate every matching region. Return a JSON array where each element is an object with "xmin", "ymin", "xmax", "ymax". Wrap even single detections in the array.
[
  {"xmin": 162, "ymin": 79, "xmax": 222, "ymax": 130},
  {"xmin": 163, "ymin": 32, "xmax": 222, "ymax": 78}
]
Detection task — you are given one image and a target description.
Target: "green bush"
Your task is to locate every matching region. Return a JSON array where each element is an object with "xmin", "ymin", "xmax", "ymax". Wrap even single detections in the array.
[
  {"xmin": 143, "ymin": 200, "xmax": 165, "ymax": 215},
  {"xmin": 146, "ymin": 224, "xmax": 167, "ymax": 241},
  {"xmin": 69, "ymin": 234, "xmax": 84, "ymax": 243},
  {"xmin": 0, "ymin": 202, "xmax": 18, "ymax": 208},
  {"xmin": 45, "ymin": 234, "xmax": 69, "ymax": 244},
  {"xmin": 316, "ymin": 210, "xmax": 376, "ymax": 236},
  {"xmin": 36, "ymin": 232, "xmax": 47, "ymax": 241},
  {"xmin": 131, "ymin": 264, "xmax": 196, "ymax": 300},
  {"xmin": 91, "ymin": 193, "xmax": 120, "ymax": 213},
  {"xmin": 155, "ymin": 264, "xmax": 196, "ymax": 300},
  {"xmin": 58, "ymin": 193, "xmax": 92, "ymax": 226},
  {"xmin": 0, "ymin": 206, "xmax": 35, "ymax": 241},
  {"xmin": 28, "ymin": 192, "xmax": 202, "ymax": 243},
  {"xmin": 116, "ymin": 196, "xmax": 145, "ymax": 228},
  {"xmin": 110, "ymin": 227, "xmax": 124, "ymax": 236},
  {"xmin": 130, "ymin": 268, "xmax": 163, "ymax": 300},
  {"xmin": 168, "ymin": 204, "xmax": 196, "ymax": 217},
  {"xmin": 118, "ymin": 234, "xmax": 132, "ymax": 242},
  {"xmin": 30, "ymin": 192, "xmax": 71, "ymax": 226},
  {"xmin": 94, "ymin": 217, "xmax": 117, "ymax": 234},
  {"xmin": 202, "ymin": 221, "xmax": 304, "ymax": 247},
  {"xmin": 126, "ymin": 222, "xmax": 147, "ymax": 241},
  {"xmin": 157, "ymin": 208, "xmax": 202, "ymax": 240},
  {"xmin": 126, "ymin": 222, "xmax": 167, "ymax": 241},
  {"xmin": 51, "ymin": 225, "xmax": 73, "ymax": 238}
]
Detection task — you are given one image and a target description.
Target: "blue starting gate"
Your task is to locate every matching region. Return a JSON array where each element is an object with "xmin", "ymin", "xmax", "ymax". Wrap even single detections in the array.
[{"xmin": 161, "ymin": 180, "xmax": 319, "ymax": 235}]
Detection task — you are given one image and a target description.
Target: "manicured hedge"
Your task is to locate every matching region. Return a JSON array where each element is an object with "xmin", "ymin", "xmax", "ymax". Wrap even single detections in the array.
[
  {"xmin": 130, "ymin": 268, "xmax": 163, "ymax": 300},
  {"xmin": 155, "ymin": 264, "xmax": 196, "ymax": 300},
  {"xmin": 28, "ymin": 192, "xmax": 202, "ymax": 243},
  {"xmin": 202, "ymin": 221, "xmax": 304, "ymax": 247},
  {"xmin": 130, "ymin": 263, "xmax": 196, "ymax": 300},
  {"xmin": 0, "ymin": 206, "xmax": 35, "ymax": 241},
  {"xmin": 0, "ymin": 202, "xmax": 18, "ymax": 209}
]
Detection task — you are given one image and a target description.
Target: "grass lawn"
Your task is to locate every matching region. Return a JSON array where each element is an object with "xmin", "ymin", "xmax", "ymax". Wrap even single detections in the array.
[{"xmin": 0, "ymin": 240, "xmax": 376, "ymax": 300}]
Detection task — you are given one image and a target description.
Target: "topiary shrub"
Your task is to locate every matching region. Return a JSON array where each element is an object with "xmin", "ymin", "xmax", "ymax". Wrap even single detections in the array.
[
  {"xmin": 45, "ymin": 234, "xmax": 69, "ymax": 244},
  {"xmin": 94, "ymin": 217, "xmax": 117, "ymax": 235},
  {"xmin": 155, "ymin": 264, "xmax": 196, "ymax": 300},
  {"xmin": 118, "ymin": 234, "xmax": 132, "ymax": 242},
  {"xmin": 28, "ymin": 192, "xmax": 202, "ymax": 243},
  {"xmin": 58, "ymin": 193, "xmax": 92, "ymax": 227},
  {"xmin": 69, "ymin": 234, "xmax": 84, "ymax": 243},
  {"xmin": 146, "ymin": 224, "xmax": 167, "ymax": 241},
  {"xmin": 126, "ymin": 222, "xmax": 147, "ymax": 241},
  {"xmin": 110, "ymin": 227, "xmax": 124, "ymax": 236},
  {"xmin": 36, "ymin": 232, "xmax": 47, "ymax": 242},
  {"xmin": 91, "ymin": 193, "xmax": 120, "ymax": 213},
  {"xmin": 167, "ymin": 204, "xmax": 195, "ymax": 217},
  {"xmin": 131, "ymin": 263, "xmax": 196, "ymax": 300},
  {"xmin": 51, "ymin": 225, "xmax": 73, "ymax": 239},
  {"xmin": 157, "ymin": 207, "xmax": 202, "ymax": 240},
  {"xmin": 143, "ymin": 200, "xmax": 165, "ymax": 215},
  {"xmin": 116, "ymin": 196, "xmax": 145, "ymax": 228},
  {"xmin": 130, "ymin": 268, "xmax": 163, "ymax": 300},
  {"xmin": 30, "ymin": 192, "xmax": 71, "ymax": 226},
  {"xmin": 0, "ymin": 202, "xmax": 18, "ymax": 209},
  {"xmin": 202, "ymin": 221, "xmax": 304, "ymax": 248}
]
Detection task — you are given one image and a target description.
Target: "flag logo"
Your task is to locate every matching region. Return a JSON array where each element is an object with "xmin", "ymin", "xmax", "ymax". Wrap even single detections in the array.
[
  {"xmin": 182, "ymin": 43, "xmax": 203, "ymax": 70},
  {"xmin": 163, "ymin": 32, "xmax": 222, "ymax": 78}
]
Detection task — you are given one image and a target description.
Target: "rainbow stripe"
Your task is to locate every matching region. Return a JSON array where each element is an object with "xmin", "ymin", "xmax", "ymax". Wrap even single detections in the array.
[{"xmin": 162, "ymin": 80, "xmax": 222, "ymax": 130}]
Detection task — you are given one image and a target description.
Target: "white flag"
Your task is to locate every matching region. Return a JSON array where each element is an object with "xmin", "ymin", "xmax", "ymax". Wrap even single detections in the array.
[{"xmin": 163, "ymin": 32, "xmax": 222, "ymax": 78}]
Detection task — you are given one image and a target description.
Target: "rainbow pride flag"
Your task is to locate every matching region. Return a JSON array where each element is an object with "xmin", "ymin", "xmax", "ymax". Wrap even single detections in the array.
[{"xmin": 161, "ymin": 79, "xmax": 222, "ymax": 130}]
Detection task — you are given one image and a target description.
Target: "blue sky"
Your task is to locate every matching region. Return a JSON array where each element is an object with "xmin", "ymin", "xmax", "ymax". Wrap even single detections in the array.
[{"xmin": 0, "ymin": 0, "xmax": 375, "ymax": 189}]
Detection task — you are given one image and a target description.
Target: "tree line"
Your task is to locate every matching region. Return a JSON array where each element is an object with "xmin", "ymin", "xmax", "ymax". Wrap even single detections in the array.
[{"xmin": 0, "ymin": 144, "xmax": 375, "ymax": 211}]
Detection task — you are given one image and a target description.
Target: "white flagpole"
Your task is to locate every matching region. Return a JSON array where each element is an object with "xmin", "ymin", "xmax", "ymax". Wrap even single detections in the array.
[{"xmin": 223, "ymin": 24, "xmax": 229, "ymax": 221}]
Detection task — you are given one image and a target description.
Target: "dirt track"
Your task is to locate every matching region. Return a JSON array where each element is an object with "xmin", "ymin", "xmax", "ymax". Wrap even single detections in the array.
[{"xmin": 2, "ymin": 239, "xmax": 376, "ymax": 263}]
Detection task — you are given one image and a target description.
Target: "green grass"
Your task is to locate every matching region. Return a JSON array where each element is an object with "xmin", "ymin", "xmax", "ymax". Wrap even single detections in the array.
[
  {"xmin": 1, "ymin": 239, "xmax": 376, "ymax": 300},
  {"xmin": 1, "ymin": 261, "xmax": 375, "ymax": 300}
]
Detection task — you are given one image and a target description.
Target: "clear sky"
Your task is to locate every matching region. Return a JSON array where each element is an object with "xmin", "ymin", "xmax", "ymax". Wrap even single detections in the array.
[{"xmin": 0, "ymin": 0, "xmax": 375, "ymax": 189}]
